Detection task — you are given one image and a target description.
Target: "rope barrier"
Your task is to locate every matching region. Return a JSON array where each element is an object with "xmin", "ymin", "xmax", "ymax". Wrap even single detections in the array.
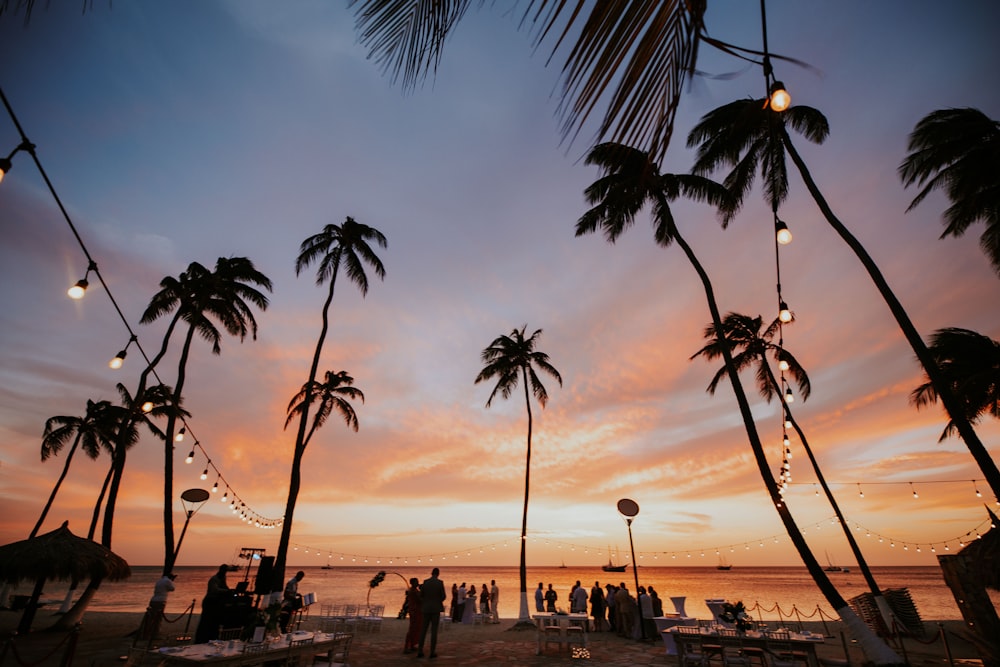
[{"xmin": 1, "ymin": 624, "xmax": 78, "ymax": 667}]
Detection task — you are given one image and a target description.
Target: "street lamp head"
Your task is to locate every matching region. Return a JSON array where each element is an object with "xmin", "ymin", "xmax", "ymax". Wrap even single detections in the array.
[{"xmin": 617, "ymin": 498, "xmax": 639, "ymax": 518}]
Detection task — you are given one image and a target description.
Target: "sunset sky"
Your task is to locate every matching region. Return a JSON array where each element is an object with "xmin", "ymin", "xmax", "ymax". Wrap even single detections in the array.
[{"xmin": 1, "ymin": 2, "xmax": 998, "ymax": 570}]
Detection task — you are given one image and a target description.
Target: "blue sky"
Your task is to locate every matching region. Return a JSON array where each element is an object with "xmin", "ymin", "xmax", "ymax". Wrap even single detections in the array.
[{"xmin": 1, "ymin": 1, "xmax": 998, "ymax": 568}]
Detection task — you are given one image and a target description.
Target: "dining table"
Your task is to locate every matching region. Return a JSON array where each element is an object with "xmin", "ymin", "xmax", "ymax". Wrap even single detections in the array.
[
  {"xmin": 531, "ymin": 612, "xmax": 589, "ymax": 655},
  {"xmin": 669, "ymin": 627, "xmax": 825, "ymax": 667},
  {"xmin": 151, "ymin": 630, "xmax": 351, "ymax": 665}
]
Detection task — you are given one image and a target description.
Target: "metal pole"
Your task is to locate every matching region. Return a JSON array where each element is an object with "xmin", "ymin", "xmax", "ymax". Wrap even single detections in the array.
[
  {"xmin": 626, "ymin": 519, "xmax": 645, "ymax": 640},
  {"xmin": 172, "ymin": 510, "xmax": 195, "ymax": 565}
]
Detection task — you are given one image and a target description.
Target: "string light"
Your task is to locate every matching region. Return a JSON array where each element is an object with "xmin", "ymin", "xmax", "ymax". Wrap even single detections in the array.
[
  {"xmin": 0, "ymin": 90, "xmax": 280, "ymax": 532},
  {"xmin": 972, "ymin": 480, "xmax": 982, "ymax": 498},
  {"xmin": 775, "ymin": 219, "xmax": 792, "ymax": 245},
  {"xmin": 200, "ymin": 467, "xmax": 209, "ymax": 481},
  {"xmin": 857, "ymin": 483, "xmax": 864, "ymax": 499},
  {"xmin": 185, "ymin": 449, "xmax": 195, "ymax": 464},
  {"xmin": 778, "ymin": 301, "xmax": 792, "ymax": 323},
  {"xmin": 910, "ymin": 482, "xmax": 919, "ymax": 499},
  {"xmin": 174, "ymin": 427, "xmax": 186, "ymax": 443}
]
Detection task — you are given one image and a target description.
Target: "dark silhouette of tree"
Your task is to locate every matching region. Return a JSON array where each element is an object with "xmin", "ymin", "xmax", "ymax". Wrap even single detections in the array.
[
  {"xmin": 577, "ymin": 142, "xmax": 900, "ymax": 662},
  {"xmin": 692, "ymin": 312, "xmax": 894, "ymax": 629},
  {"xmin": 475, "ymin": 325, "xmax": 561, "ymax": 624},
  {"xmin": 140, "ymin": 256, "xmax": 272, "ymax": 574},
  {"xmin": 900, "ymin": 108, "xmax": 1000, "ymax": 279},
  {"xmin": 275, "ymin": 218, "xmax": 386, "ymax": 591},
  {"xmin": 687, "ymin": 98, "xmax": 1000, "ymax": 504},
  {"xmin": 285, "ymin": 370, "xmax": 364, "ymax": 449},
  {"xmin": 911, "ymin": 327, "xmax": 1000, "ymax": 440},
  {"xmin": 31, "ymin": 399, "xmax": 117, "ymax": 538}
]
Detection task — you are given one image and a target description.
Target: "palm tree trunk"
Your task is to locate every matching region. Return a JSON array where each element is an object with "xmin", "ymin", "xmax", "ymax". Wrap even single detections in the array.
[
  {"xmin": 671, "ymin": 227, "xmax": 901, "ymax": 663},
  {"xmin": 762, "ymin": 364, "xmax": 893, "ymax": 627},
  {"xmin": 517, "ymin": 369, "xmax": 533, "ymax": 624},
  {"xmin": 99, "ymin": 314, "xmax": 180, "ymax": 549},
  {"xmin": 30, "ymin": 434, "xmax": 82, "ymax": 538},
  {"xmin": 89, "ymin": 464, "xmax": 114, "ymax": 540},
  {"xmin": 162, "ymin": 326, "xmax": 196, "ymax": 574},
  {"xmin": 781, "ymin": 131, "xmax": 1000, "ymax": 501},
  {"xmin": 275, "ymin": 271, "xmax": 339, "ymax": 591}
]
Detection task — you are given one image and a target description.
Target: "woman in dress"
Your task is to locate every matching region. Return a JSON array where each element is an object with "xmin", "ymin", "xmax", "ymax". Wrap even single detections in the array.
[
  {"xmin": 479, "ymin": 583, "xmax": 490, "ymax": 619},
  {"xmin": 463, "ymin": 584, "xmax": 477, "ymax": 624},
  {"xmin": 404, "ymin": 578, "xmax": 422, "ymax": 653}
]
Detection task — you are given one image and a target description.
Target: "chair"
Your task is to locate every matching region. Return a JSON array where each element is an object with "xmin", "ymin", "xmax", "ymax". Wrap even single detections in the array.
[
  {"xmin": 717, "ymin": 628, "xmax": 751, "ymax": 667},
  {"xmin": 312, "ymin": 633, "xmax": 353, "ymax": 666},
  {"xmin": 676, "ymin": 626, "xmax": 710, "ymax": 667},
  {"xmin": 218, "ymin": 625, "xmax": 243, "ymax": 640},
  {"xmin": 765, "ymin": 631, "xmax": 805, "ymax": 667},
  {"xmin": 282, "ymin": 636, "xmax": 315, "ymax": 666}
]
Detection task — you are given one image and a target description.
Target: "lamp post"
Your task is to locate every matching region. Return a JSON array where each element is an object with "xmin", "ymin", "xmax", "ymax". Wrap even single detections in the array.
[
  {"xmin": 617, "ymin": 498, "xmax": 645, "ymax": 640},
  {"xmin": 173, "ymin": 488, "xmax": 210, "ymax": 566}
]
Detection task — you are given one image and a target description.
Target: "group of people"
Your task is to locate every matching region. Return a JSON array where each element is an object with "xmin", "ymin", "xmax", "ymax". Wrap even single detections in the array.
[
  {"xmin": 535, "ymin": 580, "xmax": 662, "ymax": 639},
  {"xmin": 447, "ymin": 581, "xmax": 501, "ymax": 625}
]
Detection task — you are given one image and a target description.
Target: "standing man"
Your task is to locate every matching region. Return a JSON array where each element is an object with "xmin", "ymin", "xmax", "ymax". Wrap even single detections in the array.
[
  {"xmin": 140, "ymin": 572, "xmax": 176, "ymax": 639},
  {"xmin": 418, "ymin": 567, "xmax": 446, "ymax": 659},
  {"xmin": 534, "ymin": 582, "xmax": 544, "ymax": 612},
  {"xmin": 489, "ymin": 580, "xmax": 500, "ymax": 623},
  {"xmin": 280, "ymin": 570, "xmax": 305, "ymax": 632}
]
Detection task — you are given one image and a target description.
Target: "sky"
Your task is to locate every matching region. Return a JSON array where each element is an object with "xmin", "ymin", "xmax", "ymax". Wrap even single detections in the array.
[{"xmin": 0, "ymin": 1, "xmax": 998, "ymax": 571}]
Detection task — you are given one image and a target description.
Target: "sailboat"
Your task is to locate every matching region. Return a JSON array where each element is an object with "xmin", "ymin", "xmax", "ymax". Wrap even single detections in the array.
[
  {"xmin": 824, "ymin": 551, "xmax": 848, "ymax": 572},
  {"xmin": 716, "ymin": 555, "xmax": 732, "ymax": 571},
  {"xmin": 602, "ymin": 546, "xmax": 628, "ymax": 572}
]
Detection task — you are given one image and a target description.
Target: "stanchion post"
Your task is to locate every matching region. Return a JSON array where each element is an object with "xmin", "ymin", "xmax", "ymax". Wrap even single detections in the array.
[
  {"xmin": 938, "ymin": 623, "xmax": 954, "ymax": 667},
  {"xmin": 185, "ymin": 599, "xmax": 196, "ymax": 633}
]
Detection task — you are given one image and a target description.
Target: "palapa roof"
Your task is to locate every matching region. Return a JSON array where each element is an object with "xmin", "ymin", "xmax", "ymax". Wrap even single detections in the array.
[{"xmin": 0, "ymin": 520, "xmax": 130, "ymax": 584}]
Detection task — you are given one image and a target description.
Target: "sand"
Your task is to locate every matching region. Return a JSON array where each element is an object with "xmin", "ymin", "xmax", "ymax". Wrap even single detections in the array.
[{"xmin": 0, "ymin": 608, "xmax": 983, "ymax": 667}]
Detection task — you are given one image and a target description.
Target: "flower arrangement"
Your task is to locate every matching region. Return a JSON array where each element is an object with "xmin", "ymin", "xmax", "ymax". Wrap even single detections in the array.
[
  {"xmin": 719, "ymin": 600, "xmax": 754, "ymax": 632},
  {"xmin": 245, "ymin": 602, "xmax": 283, "ymax": 639}
]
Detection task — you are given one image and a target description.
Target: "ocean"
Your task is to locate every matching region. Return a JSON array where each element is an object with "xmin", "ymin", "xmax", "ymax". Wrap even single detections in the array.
[{"xmin": 22, "ymin": 564, "xmax": 981, "ymax": 622}]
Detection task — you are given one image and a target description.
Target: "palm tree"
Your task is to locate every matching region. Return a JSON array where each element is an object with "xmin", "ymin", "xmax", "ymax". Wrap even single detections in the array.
[
  {"xmin": 30, "ymin": 399, "xmax": 117, "ymax": 538},
  {"xmin": 691, "ymin": 312, "xmax": 894, "ymax": 629},
  {"xmin": 50, "ymin": 383, "xmax": 171, "ymax": 631},
  {"xmin": 275, "ymin": 218, "xmax": 387, "ymax": 591},
  {"xmin": 350, "ymin": 1, "xmax": 738, "ymax": 161},
  {"xmin": 284, "ymin": 370, "xmax": 364, "ymax": 448},
  {"xmin": 576, "ymin": 142, "xmax": 900, "ymax": 662},
  {"xmin": 900, "ymin": 108, "xmax": 1000, "ymax": 279},
  {"xmin": 140, "ymin": 257, "xmax": 272, "ymax": 573},
  {"xmin": 474, "ymin": 325, "xmax": 561, "ymax": 625},
  {"xmin": 687, "ymin": 98, "xmax": 1000, "ymax": 503},
  {"xmin": 911, "ymin": 327, "xmax": 1000, "ymax": 440}
]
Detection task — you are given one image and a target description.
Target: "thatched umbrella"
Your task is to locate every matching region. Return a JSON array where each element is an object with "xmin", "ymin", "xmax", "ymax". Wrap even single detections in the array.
[{"xmin": 0, "ymin": 521, "xmax": 130, "ymax": 634}]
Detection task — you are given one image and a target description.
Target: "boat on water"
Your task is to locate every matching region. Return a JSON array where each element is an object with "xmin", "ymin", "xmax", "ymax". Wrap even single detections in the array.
[
  {"xmin": 602, "ymin": 546, "xmax": 628, "ymax": 572},
  {"xmin": 824, "ymin": 551, "xmax": 849, "ymax": 572},
  {"xmin": 716, "ymin": 555, "xmax": 732, "ymax": 571}
]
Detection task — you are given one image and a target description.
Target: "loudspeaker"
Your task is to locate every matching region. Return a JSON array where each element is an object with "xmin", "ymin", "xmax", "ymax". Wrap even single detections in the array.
[{"xmin": 254, "ymin": 556, "xmax": 275, "ymax": 595}]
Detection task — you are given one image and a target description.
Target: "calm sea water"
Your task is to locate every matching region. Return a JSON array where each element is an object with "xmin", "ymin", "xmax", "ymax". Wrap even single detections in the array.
[{"xmin": 23, "ymin": 564, "xmax": 981, "ymax": 621}]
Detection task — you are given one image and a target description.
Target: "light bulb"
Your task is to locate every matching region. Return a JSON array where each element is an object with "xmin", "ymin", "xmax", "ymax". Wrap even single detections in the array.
[
  {"xmin": 200, "ymin": 468, "xmax": 208, "ymax": 480},
  {"xmin": 185, "ymin": 450, "xmax": 194, "ymax": 464},
  {"xmin": 141, "ymin": 401, "xmax": 154, "ymax": 413},
  {"xmin": 109, "ymin": 350, "xmax": 127, "ymax": 370},
  {"xmin": 67, "ymin": 278, "xmax": 89, "ymax": 299},
  {"xmin": 778, "ymin": 301, "xmax": 792, "ymax": 323},
  {"xmin": 784, "ymin": 387, "xmax": 794, "ymax": 403},
  {"xmin": 775, "ymin": 220, "xmax": 792, "ymax": 245},
  {"xmin": 174, "ymin": 427, "xmax": 186, "ymax": 443},
  {"xmin": 769, "ymin": 81, "xmax": 791, "ymax": 112},
  {"xmin": 778, "ymin": 359, "xmax": 790, "ymax": 371}
]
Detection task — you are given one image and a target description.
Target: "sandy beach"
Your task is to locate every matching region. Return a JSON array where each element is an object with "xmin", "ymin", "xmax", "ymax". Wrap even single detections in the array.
[{"xmin": 0, "ymin": 608, "xmax": 984, "ymax": 667}]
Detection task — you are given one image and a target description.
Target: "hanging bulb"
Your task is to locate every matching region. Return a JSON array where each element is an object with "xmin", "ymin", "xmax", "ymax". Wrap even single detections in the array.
[
  {"xmin": 108, "ymin": 349, "xmax": 127, "ymax": 370},
  {"xmin": 784, "ymin": 386, "xmax": 794, "ymax": 403},
  {"xmin": 778, "ymin": 359, "xmax": 790, "ymax": 372},
  {"xmin": 778, "ymin": 301, "xmax": 793, "ymax": 323},
  {"xmin": 782, "ymin": 433, "xmax": 790, "ymax": 447},
  {"xmin": 200, "ymin": 468, "xmax": 208, "ymax": 481},
  {"xmin": 221, "ymin": 490, "xmax": 229, "ymax": 502},
  {"xmin": 857, "ymin": 484, "xmax": 865, "ymax": 499},
  {"xmin": 212, "ymin": 480, "xmax": 218, "ymax": 493},
  {"xmin": 775, "ymin": 219, "xmax": 792, "ymax": 245},
  {"xmin": 769, "ymin": 81, "xmax": 791, "ymax": 112},
  {"xmin": 185, "ymin": 449, "xmax": 194, "ymax": 464},
  {"xmin": 174, "ymin": 427, "xmax": 186, "ymax": 443},
  {"xmin": 141, "ymin": 401, "xmax": 154, "ymax": 413},
  {"xmin": 911, "ymin": 482, "xmax": 919, "ymax": 499},
  {"xmin": 67, "ymin": 278, "xmax": 89, "ymax": 299}
]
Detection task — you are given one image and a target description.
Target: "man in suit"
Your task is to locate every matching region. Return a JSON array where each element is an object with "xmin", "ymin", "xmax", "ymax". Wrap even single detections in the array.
[{"xmin": 418, "ymin": 567, "xmax": 446, "ymax": 658}]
